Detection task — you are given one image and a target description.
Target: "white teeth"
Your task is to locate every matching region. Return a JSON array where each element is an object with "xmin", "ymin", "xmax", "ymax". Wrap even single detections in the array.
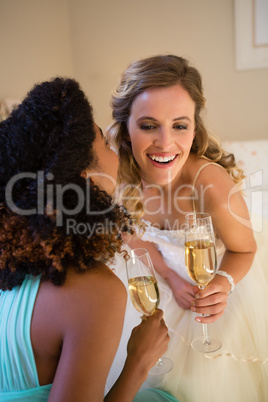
[{"xmin": 149, "ymin": 155, "xmax": 176, "ymax": 163}]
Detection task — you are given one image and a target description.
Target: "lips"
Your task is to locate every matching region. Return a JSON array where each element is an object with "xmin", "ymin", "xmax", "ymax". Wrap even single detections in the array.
[{"xmin": 147, "ymin": 153, "xmax": 178, "ymax": 167}]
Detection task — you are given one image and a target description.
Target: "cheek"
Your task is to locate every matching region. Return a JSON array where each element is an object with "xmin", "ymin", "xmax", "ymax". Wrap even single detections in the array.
[
  {"xmin": 114, "ymin": 155, "xmax": 119, "ymax": 174},
  {"xmin": 130, "ymin": 133, "xmax": 148, "ymax": 157},
  {"xmin": 177, "ymin": 133, "xmax": 195, "ymax": 150},
  {"xmin": 111, "ymin": 152, "xmax": 119, "ymax": 178},
  {"xmin": 131, "ymin": 144, "xmax": 144, "ymax": 168}
]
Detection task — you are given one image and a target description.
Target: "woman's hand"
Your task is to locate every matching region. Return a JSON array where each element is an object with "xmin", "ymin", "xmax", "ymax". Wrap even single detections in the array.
[
  {"xmin": 166, "ymin": 269, "xmax": 195, "ymax": 309},
  {"xmin": 126, "ymin": 309, "xmax": 170, "ymax": 373},
  {"xmin": 191, "ymin": 281, "xmax": 228, "ymax": 324},
  {"xmin": 105, "ymin": 310, "xmax": 170, "ymax": 401}
]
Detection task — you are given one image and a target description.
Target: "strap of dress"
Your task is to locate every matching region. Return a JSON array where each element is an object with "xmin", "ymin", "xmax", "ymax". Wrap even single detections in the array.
[{"xmin": 192, "ymin": 162, "xmax": 224, "ymax": 212}]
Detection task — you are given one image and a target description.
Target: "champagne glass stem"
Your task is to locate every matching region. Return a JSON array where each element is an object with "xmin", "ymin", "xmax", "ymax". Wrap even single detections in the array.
[
  {"xmin": 199, "ymin": 286, "xmax": 210, "ymax": 346},
  {"xmin": 202, "ymin": 321, "xmax": 209, "ymax": 345},
  {"xmin": 141, "ymin": 314, "xmax": 170, "ymax": 371}
]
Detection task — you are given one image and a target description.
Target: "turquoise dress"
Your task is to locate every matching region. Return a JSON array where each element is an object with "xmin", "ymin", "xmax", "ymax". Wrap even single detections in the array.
[
  {"xmin": 134, "ymin": 389, "xmax": 179, "ymax": 401},
  {"xmin": 0, "ymin": 275, "xmax": 178, "ymax": 402},
  {"xmin": 0, "ymin": 275, "xmax": 52, "ymax": 401}
]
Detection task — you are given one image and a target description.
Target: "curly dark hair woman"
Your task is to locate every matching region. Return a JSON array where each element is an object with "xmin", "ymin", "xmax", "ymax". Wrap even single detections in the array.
[
  {"xmin": 0, "ymin": 77, "xmax": 171, "ymax": 402},
  {"xmin": 0, "ymin": 77, "xmax": 133, "ymax": 290}
]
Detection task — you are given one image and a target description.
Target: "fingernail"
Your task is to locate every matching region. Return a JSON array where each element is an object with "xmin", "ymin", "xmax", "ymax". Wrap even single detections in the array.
[
  {"xmin": 196, "ymin": 317, "xmax": 201, "ymax": 322},
  {"xmin": 191, "ymin": 307, "xmax": 196, "ymax": 312}
]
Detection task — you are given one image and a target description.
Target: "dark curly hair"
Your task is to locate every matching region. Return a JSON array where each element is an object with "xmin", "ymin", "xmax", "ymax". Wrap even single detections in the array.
[{"xmin": 0, "ymin": 77, "xmax": 132, "ymax": 290}]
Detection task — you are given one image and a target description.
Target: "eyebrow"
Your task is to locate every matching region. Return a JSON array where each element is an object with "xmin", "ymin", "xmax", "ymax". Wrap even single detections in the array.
[{"xmin": 137, "ymin": 116, "xmax": 192, "ymax": 123}]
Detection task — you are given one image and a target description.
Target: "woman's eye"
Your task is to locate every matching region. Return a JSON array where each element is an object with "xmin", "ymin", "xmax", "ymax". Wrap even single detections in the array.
[
  {"xmin": 140, "ymin": 124, "xmax": 157, "ymax": 131},
  {"xmin": 174, "ymin": 124, "xmax": 187, "ymax": 130}
]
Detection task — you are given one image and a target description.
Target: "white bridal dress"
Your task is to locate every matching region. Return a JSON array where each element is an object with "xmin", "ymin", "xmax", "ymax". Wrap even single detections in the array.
[{"xmin": 106, "ymin": 212, "xmax": 268, "ymax": 402}]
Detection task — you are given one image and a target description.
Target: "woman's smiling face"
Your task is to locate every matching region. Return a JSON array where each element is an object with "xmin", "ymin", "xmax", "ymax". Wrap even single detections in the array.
[{"xmin": 127, "ymin": 84, "xmax": 196, "ymax": 186}]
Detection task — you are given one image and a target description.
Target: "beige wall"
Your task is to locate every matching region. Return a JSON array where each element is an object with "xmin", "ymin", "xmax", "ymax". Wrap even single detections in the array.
[
  {"xmin": 0, "ymin": 0, "xmax": 73, "ymax": 98},
  {"xmin": 1, "ymin": 0, "xmax": 267, "ymax": 141}
]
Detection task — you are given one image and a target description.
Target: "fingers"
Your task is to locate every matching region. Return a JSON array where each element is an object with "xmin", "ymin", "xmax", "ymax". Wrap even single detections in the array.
[
  {"xmin": 140, "ymin": 309, "xmax": 168, "ymax": 332},
  {"xmin": 193, "ymin": 285, "xmax": 200, "ymax": 295},
  {"xmin": 191, "ymin": 285, "xmax": 228, "ymax": 323},
  {"xmin": 167, "ymin": 273, "xmax": 195, "ymax": 310},
  {"xmin": 173, "ymin": 289, "xmax": 195, "ymax": 310},
  {"xmin": 192, "ymin": 301, "xmax": 227, "ymax": 323},
  {"xmin": 139, "ymin": 309, "xmax": 163, "ymax": 324},
  {"xmin": 130, "ymin": 309, "xmax": 170, "ymax": 361},
  {"xmin": 195, "ymin": 283, "xmax": 227, "ymax": 298},
  {"xmin": 151, "ymin": 308, "xmax": 164, "ymax": 320},
  {"xmin": 192, "ymin": 291, "xmax": 227, "ymax": 308},
  {"xmin": 176, "ymin": 286, "xmax": 199, "ymax": 309},
  {"xmin": 195, "ymin": 310, "xmax": 225, "ymax": 324},
  {"xmin": 150, "ymin": 309, "xmax": 170, "ymax": 340},
  {"xmin": 191, "ymin": 299, "xmax": 227, "ymax": 315}
]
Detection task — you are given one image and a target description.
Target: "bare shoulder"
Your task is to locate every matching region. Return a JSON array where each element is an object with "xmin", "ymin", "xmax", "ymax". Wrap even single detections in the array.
[
  {"xmin": 187, "ymin": 155, "xmax": 230, "ymax": 184},
  {"xmin": 32, "ymin": 262, "xmax": 127, "ymax": 349},
  {"xmin": 31, "ymin": 262, "xmax": 128, "ymax": 395},
  {"xmin": 38, "ymin": 262, "xmax": 127, "ymax": 325},
  {"xmin": 188, "ymin": 156, "xmax": 236, "ymax": 201}
]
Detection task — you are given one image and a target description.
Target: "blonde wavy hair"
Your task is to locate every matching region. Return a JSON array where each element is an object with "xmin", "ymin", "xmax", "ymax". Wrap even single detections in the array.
[{"xmin": 107, "ymin": 54, "xmax": 244, "ymax": 221}]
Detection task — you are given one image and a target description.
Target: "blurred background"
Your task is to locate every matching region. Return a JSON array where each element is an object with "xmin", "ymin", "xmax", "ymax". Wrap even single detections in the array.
[{"xmin": 0, "ymin": 0, "xmax": 267, "ymax": 141}]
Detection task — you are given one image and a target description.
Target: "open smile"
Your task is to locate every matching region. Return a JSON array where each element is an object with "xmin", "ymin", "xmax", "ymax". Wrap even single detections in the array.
[{"xmin": 147, "ymin": 153, "xmax": 178, "ymax": 167}]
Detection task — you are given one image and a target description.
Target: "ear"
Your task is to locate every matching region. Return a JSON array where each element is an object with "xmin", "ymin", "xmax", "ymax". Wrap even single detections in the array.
[{"xmin": 81, "ymin": 170, "xmax": 95, "ymax": 185}]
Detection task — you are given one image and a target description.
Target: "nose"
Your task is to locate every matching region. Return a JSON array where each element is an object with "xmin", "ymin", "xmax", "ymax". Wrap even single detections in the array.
[{"xmin": 153, "ymin": 127, "xmax": 174, "ymax": 149}]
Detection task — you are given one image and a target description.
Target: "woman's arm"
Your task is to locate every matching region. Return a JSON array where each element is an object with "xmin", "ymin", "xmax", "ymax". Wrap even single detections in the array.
[
  {"xmin": 191, "ymin": 164, "xmax": 257, "ymax": 323},
  {"xmin": 124, "ymin": 234, "xmax": 195, "ymax": 309}
]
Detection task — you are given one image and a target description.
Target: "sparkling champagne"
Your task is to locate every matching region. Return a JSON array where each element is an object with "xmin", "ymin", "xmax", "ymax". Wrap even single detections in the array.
[
  {"xmin": 185, "ymin": 239, "xmax": 217, "ymax": 286},
  {"xmin": 128, "ymin": 275, "xmax": 160, "ymax": 316}
]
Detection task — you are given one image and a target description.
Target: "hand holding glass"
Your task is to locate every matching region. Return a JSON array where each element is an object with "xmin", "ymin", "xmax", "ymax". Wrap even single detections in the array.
[
  {"xmin": 185, "ymin": 213, "xmax": 222, "ymax": 353},
  {"xmin": 126, "ymin": 248, "xmax": 173, "ymax": 375}
]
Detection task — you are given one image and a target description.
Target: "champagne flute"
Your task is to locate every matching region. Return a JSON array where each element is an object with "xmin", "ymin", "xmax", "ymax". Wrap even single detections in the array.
[
  {"xmin": 126, "ymin": 248, "xmax": 173, "ymax": 375},
  {"xmin": 185, "ymin": 213, "xmax": 222, "ymax": 353}
]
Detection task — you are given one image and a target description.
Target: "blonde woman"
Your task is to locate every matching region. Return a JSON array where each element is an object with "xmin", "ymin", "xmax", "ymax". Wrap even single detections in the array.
[{"xmin": 107, "ymin": 55, "xmax": 268, "ymax": 402}]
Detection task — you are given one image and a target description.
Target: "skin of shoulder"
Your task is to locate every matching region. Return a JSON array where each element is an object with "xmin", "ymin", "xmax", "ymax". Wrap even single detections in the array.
[
  {"xmin": 31, "ymin": 262, "xmax": 127, "ymax": 402},
  {"xmin": 187, "ymin": 155, "xmax": 256, "ymax": 254}
]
